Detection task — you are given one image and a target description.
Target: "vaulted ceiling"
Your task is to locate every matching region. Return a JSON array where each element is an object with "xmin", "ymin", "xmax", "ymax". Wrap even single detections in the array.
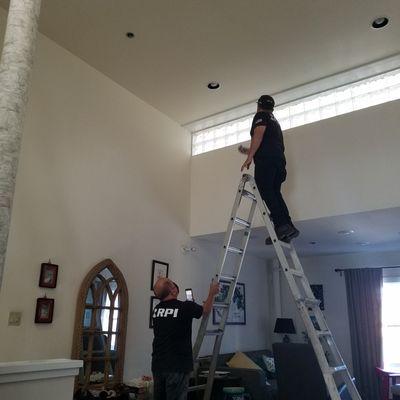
[{"xmin": 1, "ymin": 0, "xmax": 399, "ymax": 124}]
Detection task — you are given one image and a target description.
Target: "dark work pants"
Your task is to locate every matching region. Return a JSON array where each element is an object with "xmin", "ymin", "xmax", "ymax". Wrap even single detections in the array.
[
  {"xmin": 153, "ymin": 372, "xmax": 190, "ymax": 400},
  {"xmin": 254, "ymin": 158, "xmax": 291, "ymax": 228}
]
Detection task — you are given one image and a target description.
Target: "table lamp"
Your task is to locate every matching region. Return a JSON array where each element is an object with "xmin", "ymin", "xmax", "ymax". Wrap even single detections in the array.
[{"xmin": 274, "ymin": 318, "xmax": 296, "ymax": 343}]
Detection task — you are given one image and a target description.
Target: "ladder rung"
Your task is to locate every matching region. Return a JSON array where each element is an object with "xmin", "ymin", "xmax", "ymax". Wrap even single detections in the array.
[
  {"xmin": 298, "ymin": 297, "xmax": 321, "ymax": 306},
  {"xmin": 330, "ymin": 365, "xmax": 347, "ymax": 374},
  {"xmin": 233, "ymin": 217, "xmax": 251, "ymax": 228},
  {"xmin": 226, "ymin": 246, "xmax": 243, "ymax": 255},
  {"xmin": 289, "ymin": 269, "xmax": 304, "ymax": 277},
  {"xmin": 241, "ymin": 189, "xmax": 256, "ymax": 201},
  {"xmin": 317, "ymin": 330, "xmax": 332, "ymax": 337},
  {"xmin": 277, "ymin": 240, "xmax": 292, "ymax": 249},
  {"xmin": 188, "ymin": 384, "xmax": 206, "ymax": 392},
  {"xmin": 206, "ymin": 329, "xmax": 224, "ymax": 336},
  {"xmin": 219, "ymin": 275, "xmax": 236, "ymax": 282},
  {"xmin": 214, "ymin": 302, "xmax": 230, "ymax": 308}
]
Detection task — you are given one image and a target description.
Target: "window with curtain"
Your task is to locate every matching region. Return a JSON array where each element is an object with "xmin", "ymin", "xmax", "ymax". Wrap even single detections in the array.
[{"xmin": 382, "ymin": 276, "xmax": 400, "ymax": 370}]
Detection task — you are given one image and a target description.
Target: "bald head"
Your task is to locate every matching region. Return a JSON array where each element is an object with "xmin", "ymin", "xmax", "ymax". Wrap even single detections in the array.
[{"xmin": 153, "ymin": 278, "xmax": 179, "ymax": 301}]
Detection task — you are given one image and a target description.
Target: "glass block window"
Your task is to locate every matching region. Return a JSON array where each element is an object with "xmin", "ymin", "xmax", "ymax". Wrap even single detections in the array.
[{"xmin": 192, "ymin": 69, "xmax": 400, "ymax": 156}]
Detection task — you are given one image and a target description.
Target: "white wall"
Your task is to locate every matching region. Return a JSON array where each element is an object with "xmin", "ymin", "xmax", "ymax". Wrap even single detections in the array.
[
  {"xmin": 190, "ymin": 99, "xmax": 400, "ymax": 236},
  {"xmin": 276, "ymin": 249, "xmax": 400, "ymax": 373},
  {"xmin": 0, "ymin": 8, "xmax": 269, "ymax": 380}
]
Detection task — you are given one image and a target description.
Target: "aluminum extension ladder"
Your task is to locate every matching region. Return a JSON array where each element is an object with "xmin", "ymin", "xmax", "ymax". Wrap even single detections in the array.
[{"xmin": 189, "ymin": 174, "xmax": 362, "ymax": 400}]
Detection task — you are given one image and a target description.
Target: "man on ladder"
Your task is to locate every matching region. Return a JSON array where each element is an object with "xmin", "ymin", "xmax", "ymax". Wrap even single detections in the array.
[{"xmin": 239, "ymin": 95, "xmax": 299, "ymax": 244}]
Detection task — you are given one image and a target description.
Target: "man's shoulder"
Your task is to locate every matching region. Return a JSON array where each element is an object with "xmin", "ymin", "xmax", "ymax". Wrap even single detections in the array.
[
  {"xmin": 158, "ymin": 299, "xmax": 183, "ymax": 307},
  {"xmin": 253, "ymin": 111, "xmax": 269, "ymax": 125}
]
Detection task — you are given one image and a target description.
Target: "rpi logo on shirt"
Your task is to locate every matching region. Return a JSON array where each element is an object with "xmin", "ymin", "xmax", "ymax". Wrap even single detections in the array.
[{"xmin": 153, "ymin": 307, "xmax": 179, "ymax": 319}]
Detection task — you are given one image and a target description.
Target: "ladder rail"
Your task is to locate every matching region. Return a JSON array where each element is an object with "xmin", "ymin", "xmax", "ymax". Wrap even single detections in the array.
[
  {"xmin": 218, "ymin": 199, "xmax": 256, "ymax": 331},
  {"xmin": 216, "ymin": 179, "xmax": 248, "ymax": 278},
  {"xmin": 192, "ymin": 179, "xmax": 247, "ymax": 361},
  {"xmin": 194, "ymin": 181, "xmax": 257, "ymax": 397},
  {"xmin": 191, "ymin": 174, "xmax": 362, "ymax": 400},
  {"xmin": 242, "ymin": 175, "xmax": 361, "ymax": 400}
]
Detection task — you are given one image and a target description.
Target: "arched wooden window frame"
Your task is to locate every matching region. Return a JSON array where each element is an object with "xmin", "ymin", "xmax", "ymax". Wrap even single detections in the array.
[{"xmin": 71, "ymin": 259, "xmax": 128, "ymax": 390}]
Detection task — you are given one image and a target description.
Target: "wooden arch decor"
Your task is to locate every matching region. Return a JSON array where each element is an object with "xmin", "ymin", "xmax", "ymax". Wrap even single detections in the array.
[{"xmin": 71, "ymin": 259, "xmax": 129, "ymax": 390}]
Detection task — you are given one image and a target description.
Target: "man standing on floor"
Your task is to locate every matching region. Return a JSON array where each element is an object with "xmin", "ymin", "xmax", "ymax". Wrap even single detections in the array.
[
  {"xmin": 152, "ymin": 278, "xmax": 220, "ymax": 400},
  {"xmin": 239, "ymin": 95, "xmax": 299, "ymax": 244}
]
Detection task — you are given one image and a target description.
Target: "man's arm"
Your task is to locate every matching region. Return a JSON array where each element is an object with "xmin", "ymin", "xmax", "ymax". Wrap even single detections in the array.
[
  {"xmin": 241, "ymin": 125, "xmax": 266, "ymax": 171},
  {"xmin": 203, "ymin": 279, "xmax": 220, "ymax": 316}
]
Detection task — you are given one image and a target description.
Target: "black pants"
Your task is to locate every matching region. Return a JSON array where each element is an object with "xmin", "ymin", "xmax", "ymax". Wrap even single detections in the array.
[
  {"xmin": 254, "ymin": 158, "xmax": 291, "ymax": 228},
  {"xmin": 153, "ymin": 372, "xmax": 190, "ymax": 400}
]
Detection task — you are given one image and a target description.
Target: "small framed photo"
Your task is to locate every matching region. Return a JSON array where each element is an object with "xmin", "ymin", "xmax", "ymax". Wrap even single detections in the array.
[
  {"xmin": 310, "ymin": 284, "xmax": 324, "ymax": 310},
  {"xmin": 39, "ymin": 262, "xmax": 58, "ymax": 288},
  {"xmin": 149, "ymin": 296, "xmax": 160, "ymax": 329},
  {"xmin": 151, "ymin": 260, "xmax": 169, "ymax": 290},
  {"xmin": 35, "ymin": 298, "xmax": 54, "ymax": 323},
  {"xmin": 213, "ymin": 281, "xmax": 246, "ymax": 325}
]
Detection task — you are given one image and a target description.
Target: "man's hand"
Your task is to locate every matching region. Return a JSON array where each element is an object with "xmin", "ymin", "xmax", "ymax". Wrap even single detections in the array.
[
  {"xmin": 238, "ymin": 145, "xmax": 249, "ymax": 155},
  {"xmin": 241, "ymin": 157, "xmax": 253, "ymax": 171}
]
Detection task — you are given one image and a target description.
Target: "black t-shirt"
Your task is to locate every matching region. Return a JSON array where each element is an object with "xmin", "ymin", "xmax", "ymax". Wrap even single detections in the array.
[
  {"xmin": 250, "ymin": 111, "xmax": 285, "ymax": 161},
  {"xmin": 151, "ymin": 299, "xmax": 203, "ymax": 373}
]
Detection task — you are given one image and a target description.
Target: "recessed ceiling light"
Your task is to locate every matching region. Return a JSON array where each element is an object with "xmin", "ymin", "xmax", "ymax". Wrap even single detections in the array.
[
  {"xmin": 207, "ymin": 82, "xmax": 220, "ymax": 90},
  {"xmin": 372, "ymin": 17, "xmax": 389, "ymax": 29},
  {"xmin": 357, "ymin": 241, "xmax": 371, "ymax": 246},
  {"xmin": 126, "ymin": 32, "xmax": 135, "ymax": 39},
  {"xmin": 338, "ymin": 230, "xmax": 355, "ymax": 235}
]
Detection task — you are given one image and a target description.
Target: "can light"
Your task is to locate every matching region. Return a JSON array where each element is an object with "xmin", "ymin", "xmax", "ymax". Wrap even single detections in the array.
[
  {"xmin": 337, "ymin": 230, "xmax": 355, "ymax": 235},
  {"xmin": 207, "ymin": 82, "xmax": 221, "ymax": 90},
  {"xmin": 371, "ymin": 17, "xmax": 389, "ymax": 29}
]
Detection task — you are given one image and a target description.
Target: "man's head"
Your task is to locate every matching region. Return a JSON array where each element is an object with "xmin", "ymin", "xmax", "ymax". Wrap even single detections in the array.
[
  {"xmin": 257, "ymin": 95, "xmax": 275, "ymax": 112},
  {"xmin": 153, "ymin": 278, "xmax": 179, "ymax": 301}
]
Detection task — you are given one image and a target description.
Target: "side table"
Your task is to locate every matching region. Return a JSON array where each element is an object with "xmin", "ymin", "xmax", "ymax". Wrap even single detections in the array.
[{"xmin": 376, "ymin": 367, "xmax": 400, "ymax": 400}]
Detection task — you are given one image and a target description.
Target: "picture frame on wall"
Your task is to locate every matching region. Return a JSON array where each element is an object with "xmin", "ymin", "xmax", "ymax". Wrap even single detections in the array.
[
  {"xmin": 39, "ymin": 262, "xmax": 58, "ymax": 288},
  {"xmin": 213, "ymin": 281, "xmax": 246, "ymax": 325},
  {"xmin": 310, "ymin": 284, "xmax": 324, "ymax": 310},
  {"xmin": 149, "ymin": 296, "xmax": 160, "ymax": 329},
  {"xmin": 151, "ymin": 260, "xmax": 169, "ymax": 290},
  {"xmin": 35, "ymin": 297, "xmax": 54, "ymax": 323}
]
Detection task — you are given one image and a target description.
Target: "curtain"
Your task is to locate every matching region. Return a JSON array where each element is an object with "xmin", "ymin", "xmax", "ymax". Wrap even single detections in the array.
[{"xmin": 345, "ymin": 268, "xmax": 383, "ymax": 400}]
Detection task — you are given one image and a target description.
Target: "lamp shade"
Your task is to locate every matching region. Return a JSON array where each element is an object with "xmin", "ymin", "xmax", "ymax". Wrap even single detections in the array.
[{"xmin": 274, "ymin": 318, "xmax": 296, "ymax": 334}]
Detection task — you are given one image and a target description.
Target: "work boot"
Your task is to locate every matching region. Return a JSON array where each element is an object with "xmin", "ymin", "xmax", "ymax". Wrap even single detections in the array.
[{"xmin": 265, "ymin": 224, "xmax": 300, "ymax": 245}]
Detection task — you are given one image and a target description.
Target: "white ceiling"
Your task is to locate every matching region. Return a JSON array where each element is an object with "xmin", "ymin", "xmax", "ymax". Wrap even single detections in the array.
[
  {"xmin": 196, "ymin": 207, "xmax": 400, "ymax": 258},
  {"xmin": 1, "ymin": 0, "xmax": 400, "ymax": 124}
]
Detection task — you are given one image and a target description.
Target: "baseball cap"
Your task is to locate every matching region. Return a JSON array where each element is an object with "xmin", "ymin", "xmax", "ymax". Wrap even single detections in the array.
[{"xmin": 257, "ymin": 95, "xmax": 275, "ymax": 109}]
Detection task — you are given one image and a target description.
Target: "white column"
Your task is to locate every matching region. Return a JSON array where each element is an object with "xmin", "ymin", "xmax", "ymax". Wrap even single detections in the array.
[{"xmin": 0, "ymin": 0, "xmax": 42, "ymax": 288}]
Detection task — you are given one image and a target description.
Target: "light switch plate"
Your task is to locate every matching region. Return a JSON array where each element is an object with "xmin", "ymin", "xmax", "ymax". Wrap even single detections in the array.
[{"xmin": 8, "ymin": 312, "xmax": 22, "ymax": 326}]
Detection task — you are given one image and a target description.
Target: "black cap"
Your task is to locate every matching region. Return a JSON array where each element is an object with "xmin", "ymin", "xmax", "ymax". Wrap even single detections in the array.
[{"xmin": 257, "ymin": 95, "xmax": 275, "ymax": 110}]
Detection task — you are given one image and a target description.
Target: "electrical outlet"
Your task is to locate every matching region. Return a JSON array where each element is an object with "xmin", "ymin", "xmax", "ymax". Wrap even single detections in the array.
[{"xmin": 8, "ymin": 312, "xmax": 22, "ymax": 326}]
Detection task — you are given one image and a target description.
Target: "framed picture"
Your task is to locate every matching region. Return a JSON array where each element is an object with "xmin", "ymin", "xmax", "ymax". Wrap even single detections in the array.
[
  {"xmin": 310, "ymin": 284, "xmax": 324, "ymax": 310},
  {"xmin": 151, "ymin": 260, "xmax": 169, "ymax": 290},
  {"xmin": 39, "ymin": 262, "xmax": 58, "ymax": 288},
  {"xmin": 213, "ymin": 281, "xmax": 246, "ymax": 325},
  {"xmin": 35, "ymin": 297, "xmax": 54, "ymax": 323},
  {"xmin": 149, "ymin": 296, "xmax": 160, "ymax": 329}
]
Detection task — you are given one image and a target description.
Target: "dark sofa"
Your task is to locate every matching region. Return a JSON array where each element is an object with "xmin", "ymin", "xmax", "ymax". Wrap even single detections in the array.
[
  {"xmin": 272, "ymin": 343, "xmax": 353, "ymax": 400},
  {"xmin": 199, "ymin": 349, "xmax": 278, "ymax": 400}
]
